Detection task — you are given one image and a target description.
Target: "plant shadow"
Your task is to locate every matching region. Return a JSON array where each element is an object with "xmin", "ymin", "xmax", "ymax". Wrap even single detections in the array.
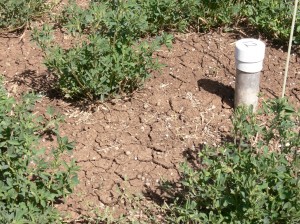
[
  {"xmin": 143, "ymin": 134, "xmax": 235, "ymax": 212},
  {"xmin": 143, "ymin": 144, "xmax": 205, "ymax": 206},
  {"xmin": 143, "ymin": 145, "xmax": 207, "ymax": 209},
  {"xmin": 12, "ymin": 69, "xmax": 61, "ymax": 99},
  {"xmin": 11, "ymin": 69, "xmax": 99, "ymax": 110},
  {"xmin": 197, "ymin": 78, "xmax": 234, "ymax": 108}
]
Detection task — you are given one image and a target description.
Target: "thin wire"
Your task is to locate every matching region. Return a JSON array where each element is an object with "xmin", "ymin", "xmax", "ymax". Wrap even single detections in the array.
[{"xmin": 282, "ymin": 0, "xmax": 299, "ymax": 98}]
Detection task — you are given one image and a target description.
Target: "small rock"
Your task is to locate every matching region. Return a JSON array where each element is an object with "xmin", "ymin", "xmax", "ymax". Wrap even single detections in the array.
[{"xmin": 125, "ymin": 151, "xmax": 131, "ymax": 156}]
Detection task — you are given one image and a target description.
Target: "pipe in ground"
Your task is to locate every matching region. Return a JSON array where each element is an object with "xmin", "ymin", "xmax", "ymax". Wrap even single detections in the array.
[{"xmin": 235, "ymin": 38, "xmax": 266, "ymax": 111}]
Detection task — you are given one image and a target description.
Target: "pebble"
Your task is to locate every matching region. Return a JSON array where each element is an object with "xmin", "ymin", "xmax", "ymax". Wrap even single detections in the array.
[{"xmin": 125, "ymin": 151, "xmax": 131, "ymax": 155}]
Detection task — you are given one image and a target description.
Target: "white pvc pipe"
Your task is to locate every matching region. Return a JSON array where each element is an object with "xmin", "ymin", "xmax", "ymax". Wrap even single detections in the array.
[{"xmin": 235, "ymin": 38, "xmax": 266, "ymax": 111}]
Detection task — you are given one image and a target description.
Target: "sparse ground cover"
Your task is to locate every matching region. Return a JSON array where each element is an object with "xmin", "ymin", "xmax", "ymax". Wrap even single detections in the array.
[{"xmin": 0, "ymin": 0, "xmax": 300, "ymax": 223}]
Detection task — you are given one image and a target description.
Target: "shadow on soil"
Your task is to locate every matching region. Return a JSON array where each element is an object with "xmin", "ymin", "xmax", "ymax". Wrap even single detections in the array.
[
  {"xmin": 11, "ymin": 69, "xmax": 99, "ymax": 110},
  {"xmin": 144, "ymin": 136, "xmax": 235, "ymax": 211},
  {"xmin": 197, "ymin": 78, "xmax": 234, "ymax": 108},
  {"xmin": 143, "ymin": 144, "xmax": 207, "ymax": 207},
  {"xmin": 12, "ymin": 69, "xmax": 61, "ymax": 98}
]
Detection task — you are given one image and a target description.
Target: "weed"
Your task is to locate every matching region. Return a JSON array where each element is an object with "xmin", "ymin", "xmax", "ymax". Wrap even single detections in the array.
[
  {"xmin": 0, "ymin": 79, "xmax": 79, "ymax": 223},
  {"xmin": 0, "ymin": 0, "xmax": 50, "ymax": 33},
  {"xmin": 243, "ymin": 0, "xmax": 295, "ymax": 40},
  {"xmin": 32, "ymin": 1, "xmax": 173, "ymax": 100},
  {"xmin": 164, "ymin": 98, "xmax": 300, "ymax": 223}
]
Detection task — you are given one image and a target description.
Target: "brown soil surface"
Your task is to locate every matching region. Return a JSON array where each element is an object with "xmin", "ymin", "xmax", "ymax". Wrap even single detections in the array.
[{"xmin": 0, "ymin": 30, "xmax": 299, "ymax": 222}]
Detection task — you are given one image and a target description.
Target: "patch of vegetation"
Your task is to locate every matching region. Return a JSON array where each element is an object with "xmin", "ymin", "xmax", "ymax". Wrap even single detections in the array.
[
  {"xmin": 0, "ymin": 80, "xmax": 79, "ymax": 223},
  {"xmin": 32, "ymin": 0, "xmax": 173, "ymax": 100},
  {"xmin": 0, "ymin": 0, "xmax": 50, "ymax": 33},
  {"xmin": 243, "ymin": 0, "xmax": 297, "ymax": 41},
  {"xmin": 163, "ymin": 98, "xmax": 300, "ymax": 223},
  {"xmin": 32, "ymin": 0, "xmax": 299, "ymax": 101}
]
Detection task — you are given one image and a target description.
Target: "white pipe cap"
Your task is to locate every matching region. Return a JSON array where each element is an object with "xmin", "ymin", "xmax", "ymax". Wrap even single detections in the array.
[{"xmin": 235, "ymin": 38, "xmax": 266, "ymax": 73}]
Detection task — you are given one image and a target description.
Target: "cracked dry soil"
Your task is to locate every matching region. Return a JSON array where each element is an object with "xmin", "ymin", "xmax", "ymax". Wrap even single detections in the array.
[{"xmin": 0, "ymin": 31, "xmax": 299, "ymax": 220}]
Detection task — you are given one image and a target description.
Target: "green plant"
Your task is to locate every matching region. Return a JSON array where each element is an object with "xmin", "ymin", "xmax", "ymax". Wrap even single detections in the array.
[
  {"xmin": 243, "ymin": 0, "xmax": 296, "ymax": 40},
  {"xmin": 0, "ymin": 0, "xmax": 50, "ymax": 32},
  {"xmin": 45, "ymin": 35, "xmax": 165, "ymax": 100},
  {"xmin": 61, "ymin": 0, "xmax": 149, "ymax": 40},
  {"xmin": 164, "ymin": 98, "xmax": 300, "ymax": 223},
  {"xmin": 0, "ymin": 80, "xmax": 79, "ymax": 223},
  {"xmin": 33, "ymin": 0, "xmax": 173, "ymax": 100},
  {"xmin": 138, "ymin": 0, "xmax": 189, "ymax": 32}
]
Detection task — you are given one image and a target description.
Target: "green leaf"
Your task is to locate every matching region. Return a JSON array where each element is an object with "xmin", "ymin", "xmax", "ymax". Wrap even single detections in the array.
[{"xmin": 7, "ymin": 140, "xmax": 21, "ymax": 145}]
